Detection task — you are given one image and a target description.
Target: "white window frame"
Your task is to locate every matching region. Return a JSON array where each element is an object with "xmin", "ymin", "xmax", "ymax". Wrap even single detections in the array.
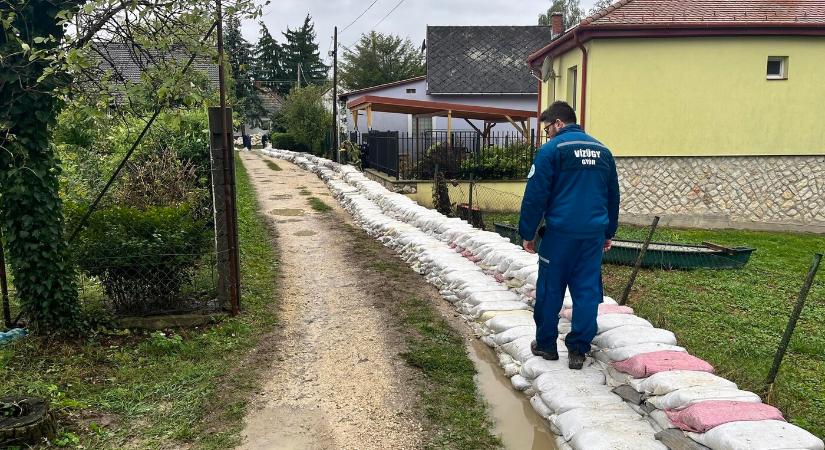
[{"xmin": 767, "ymin": 56, "xmax": 788, "ymax": 80}]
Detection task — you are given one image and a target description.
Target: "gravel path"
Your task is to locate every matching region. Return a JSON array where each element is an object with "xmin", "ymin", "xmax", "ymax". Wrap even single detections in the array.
[{"xmin": 237, "ymin": 153, "xmax": 425, "ymax": 450}]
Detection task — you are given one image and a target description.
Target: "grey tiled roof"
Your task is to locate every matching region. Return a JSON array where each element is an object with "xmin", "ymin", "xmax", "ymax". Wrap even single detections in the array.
[
  {"xmin": 426, "ymin": 26, "xmax": 553, "ymax": 95},
  {"xmin": 89, "ymin": 42, "xmax": 219, "ymax": 101}
]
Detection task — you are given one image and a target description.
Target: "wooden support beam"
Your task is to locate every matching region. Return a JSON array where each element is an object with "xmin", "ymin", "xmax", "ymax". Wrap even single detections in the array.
[
  {"xmin": 505, "ymin": 115, "xmax": 528, "ymax": 139},
  {"xmin": 463, "ymin": 118, "xmax": 483, "ymax": 136},
  {"xmin": 352, "ymin": 110, "xmax": 359, "ymax": 130},
  {"xmin": 447, "ymin": 110, "xmax": 452, "ymax": 145},
  {"xmin": 366, "ymin": 105, "xmax": 373, "ymax": 130}
]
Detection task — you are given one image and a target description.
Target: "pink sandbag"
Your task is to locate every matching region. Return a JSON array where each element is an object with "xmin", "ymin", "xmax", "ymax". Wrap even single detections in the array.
[
  {"xmin": 461, "ymin": 250, "xmax": 473, "ymax": 258},
  {"xmin": 666, "ymin": 401, "xmax": 784, "ymax": 433},
  {"xmin": 611, "ymin": 351, "xmax": 714, "ymax": 378},
  {"xmin": 448, "ymin": 242, "xmax": 457, "ymax": 248},
  {"xmin": 525, "ymin": 290, "xmax": 536, "ymax": 299},
  {"xmin": 559, "ymin": 304, "xmax": 634, "ymax": 320},
  {"xmin": 494, "ymin": 273, "xmax": 506, "ymax": 283}
]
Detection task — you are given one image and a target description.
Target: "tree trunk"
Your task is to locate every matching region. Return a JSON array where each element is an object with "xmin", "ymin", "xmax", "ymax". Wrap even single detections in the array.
[{"xmin": 0, "ymin": 0, "xmax": 82, "ymax": 331}]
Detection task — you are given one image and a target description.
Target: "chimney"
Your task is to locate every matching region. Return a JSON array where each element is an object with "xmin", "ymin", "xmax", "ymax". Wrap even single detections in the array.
[{"xmin": 551, "ymin": 12, "xmax": 564, "ymax": 38}]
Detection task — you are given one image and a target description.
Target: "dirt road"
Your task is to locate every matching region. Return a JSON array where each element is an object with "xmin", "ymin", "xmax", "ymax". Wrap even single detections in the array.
[{"xmin": 237, "ymin": 153, "xmax": 425, "ymax": 450}]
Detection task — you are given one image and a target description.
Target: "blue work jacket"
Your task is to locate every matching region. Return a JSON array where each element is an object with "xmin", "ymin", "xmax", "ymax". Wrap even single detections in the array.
[{"xmin": 518, "ymin": 124, "xmax": 620, "ymax": 242}]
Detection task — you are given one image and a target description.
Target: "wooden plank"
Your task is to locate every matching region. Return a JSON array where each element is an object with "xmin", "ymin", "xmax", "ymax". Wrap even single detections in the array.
[
  {"xmin": 701, "ymin": 241, "xmax": 737, "ymax": 255},
  {"xmin": 612, "ymin": 385, "xmax": 644, "ymax": 405},
  {"xmin": 655, "ymin": 430, "xmax": 711, "ymax": 450},
  {"xmin": 366, "ymin": 105, "xmax": 373, "ymax": 130},
  {"xmin": 505, "ymin": 115, "xmax": 527, "ymax": 138},
  {"xmin": 352, "ymin": 110, "xmax": 359, "ymax": 130}
]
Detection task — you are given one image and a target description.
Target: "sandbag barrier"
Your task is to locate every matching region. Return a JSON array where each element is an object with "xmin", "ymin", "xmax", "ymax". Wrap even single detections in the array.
[{"xmin": 260, "ymin": 149, "xmax": 824, "ymax": 450}]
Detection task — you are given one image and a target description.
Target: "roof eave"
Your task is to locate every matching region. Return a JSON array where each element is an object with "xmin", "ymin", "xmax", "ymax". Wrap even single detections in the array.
[{"xmin": 527, "ymin": 22, "xmax": 825, "ymax": 68}]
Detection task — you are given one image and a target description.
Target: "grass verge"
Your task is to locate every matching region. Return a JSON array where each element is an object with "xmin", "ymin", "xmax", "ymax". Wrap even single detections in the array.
[
  {"xmin": 307, "ymin": 197, "xmax": 332, "ymax": 213},
  {"xmin": 346, "ymin": 225, "xmax": 502, "ymax": 450},
  {"xmin": 263, "ymin": 160, "xmax": 282, "ymax": 171},
  {"xmin": 0, "ymin": 151, "xmax": 280, "ymax": 449}
]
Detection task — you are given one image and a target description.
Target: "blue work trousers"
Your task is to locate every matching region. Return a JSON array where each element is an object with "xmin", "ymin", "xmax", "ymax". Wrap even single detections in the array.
[{"xmin": 534, "ymin": 233, "xmax": 604, "ymax": 354}]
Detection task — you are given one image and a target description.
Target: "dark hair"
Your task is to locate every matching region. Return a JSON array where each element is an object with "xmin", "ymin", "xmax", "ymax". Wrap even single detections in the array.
[{"xmin": 540, "ymin": 101, "xmax": 577, "ymax": 125}]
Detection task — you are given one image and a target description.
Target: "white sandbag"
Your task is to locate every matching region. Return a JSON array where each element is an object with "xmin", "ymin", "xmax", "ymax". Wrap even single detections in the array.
[
  {"xmin": 540, "ymin": 384, "xmax": 624, "ymax": 414},
  {"xmin": 465, "ymin": 290, "xmax": 522, "ymax": 306},
  {"xmin": 592, "ymin": 326, "xmax": 677, "ymax": 349},
  {"xmin": 606, "ymin": 365, "xmax": 640, "ymax": 387},
  {"xmin": 521, "ymin": 355, "xmax": 585, "ymax": 380},
  {"xmin": 569, "ymin": 428, "xmax": 666, "ymax": 450},
  {"xmin": 555, "ymin": 435, "xmax": 574, "ymax": 450},
  {"xmin": 558, "ymin": 319, "xmax": 572, "ymax": 334},
  {"xmin": 597, "ymin": 314, "xmax": 653, "ymax": 333},
  {"xmin": 469, "ymin": 301, "xmax": 530, "ymax": 319},
  {"xmin": 646, "ymin": 386, "xmax": 762, "ymax": 411},
  {"xmin": 687, "ymin": 420, "xmax": 824, "ymax": 450},
  {"xmin": 479, "ymin": 309, "xmax": 533, "ymax": 321},
  {"xmin": 493, "ymin": 325, "xmax": 536, "ymax": 346},
  {"xmin": 530, "ymin": 394, "xmax": 553, "ymax": 419},
  {"xmin": 629, "ymin": 370, "xmax": 737, "ymax": 396},
  {"xmin": 593, "ymin": 343, "xmax": 687, "ymax": 363},
  {"xmin": 533, "ymin": 368, "xmax": 606, "ymax": 393},
  {"xmin": 551, "ymin": 405, "xmax": 645, "ymax": 441},
  {"xmin": 510, "ymin": 374, "xmax": 532, "ymax": 391},
  {"xmin": 500, "ymin": 336, "xmax": 538, "ymax": 363},
  {"xmin": 649, "ymin": 409, "xmax": 676, "ymax": 430},
  {"xmin": 485, "ymin": 315, "xmax": 535, "ymax": 334},
  {"xmin": 504, "ymin": 363, "xmax": 521, "ymax": 377}
]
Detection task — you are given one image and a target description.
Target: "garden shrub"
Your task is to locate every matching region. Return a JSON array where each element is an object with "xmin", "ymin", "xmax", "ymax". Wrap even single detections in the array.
[
  {"xmin": 68, "ymin": 203, "xmax": 212, "ymax": 316},
  {"xmin": 459, "ymin": 142, "xmax": 533, "ymax": 179},
  {"xmin": 270, "ymin": 132, "xmax": 309, "ymax": 152}
]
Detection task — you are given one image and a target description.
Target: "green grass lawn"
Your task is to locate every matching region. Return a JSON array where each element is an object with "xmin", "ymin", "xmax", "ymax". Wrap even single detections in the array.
[
  {"xmin": 482, "ymin": 211, "xmax": 825, "ymax": 437},
  {"xmin": 0, "ymin": 152, "xmax": 280, "ymax": 449}
]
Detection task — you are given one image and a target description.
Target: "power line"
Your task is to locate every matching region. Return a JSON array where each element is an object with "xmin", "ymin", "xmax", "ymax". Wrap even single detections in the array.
[
  {"xmin": 373, "ymin": 0, "xmax": 405, "ymax": 28},
  {"xmin": 340, "ymin": 0, "xmax": 380, "ymax": 34}
]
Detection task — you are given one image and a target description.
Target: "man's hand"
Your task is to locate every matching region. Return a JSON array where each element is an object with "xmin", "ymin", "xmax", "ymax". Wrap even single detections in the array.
[
  {"xmin": 523, "ymin": 239, "xmax": 537, "ymax": 254},
  {"xmin": 604, "ymin": 239, "xmax": 613, "ymax": 252}
]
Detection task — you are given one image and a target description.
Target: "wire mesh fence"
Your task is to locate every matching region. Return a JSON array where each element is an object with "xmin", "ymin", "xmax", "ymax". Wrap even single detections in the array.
[
  {"xmin": 432, "ymin": 176, "xmax": 825, "ymax": 435},
  {"xmin": 59, "ymin": 145, "xmax": 220, "ymax": 318}
]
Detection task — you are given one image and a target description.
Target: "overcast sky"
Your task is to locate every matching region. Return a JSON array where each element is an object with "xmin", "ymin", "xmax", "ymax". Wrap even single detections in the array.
[{"xmin": 243, "ymin": 0, "xmax": 599, "ymax": 63}]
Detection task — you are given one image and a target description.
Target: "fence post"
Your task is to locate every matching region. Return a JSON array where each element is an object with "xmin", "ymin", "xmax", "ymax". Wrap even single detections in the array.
[
  {"xmin": 763, "ymin": 252, "xmax": 822, "ymax": 398},
  {"xmin": 208, "ymin": 106, "xmax": 240, "ymax": 314},
  {"xmin": 0, "ymin": 228, "xmax": 11, "ymax": 328},
  {"xmin": 619, "ymin": 216, "xmax": 660, "ymax": 306},
  {"xmin": 468, "ymin": 172, "xmax": 474, "ymax": 211}
]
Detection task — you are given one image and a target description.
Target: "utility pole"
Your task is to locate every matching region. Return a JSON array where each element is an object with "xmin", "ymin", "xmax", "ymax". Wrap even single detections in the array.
[{"xmin": 332, "ymin": 26, "xmax": 339, "ymax": 162}]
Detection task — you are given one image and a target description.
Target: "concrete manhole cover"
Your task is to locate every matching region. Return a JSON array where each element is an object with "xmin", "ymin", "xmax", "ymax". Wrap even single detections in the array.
[
  {"xmin": 269, "ymin": 194, "xmax": 293, "ymax": 200},
  {"xmin": 293, "ymin": 230, "xmax": 317, "ymax": 236},
  {"xmin": 270, "ymin": 208, "xmax": 304, "ymax": 216}
]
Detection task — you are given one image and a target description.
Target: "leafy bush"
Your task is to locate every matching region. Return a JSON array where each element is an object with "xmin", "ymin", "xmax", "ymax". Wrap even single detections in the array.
[
  {"xmin": 459, "ymin": 142, "xmax": 533, "ymax": 179},
  {"xmin": 270, "ymin": 132, "xmax": 309, "ymax": 152},
  {"xmin": 279, "ymin": 85, "xmax": 332, "ymax": 155},
  {"xmin": 402, "ymin": 142, "xmax": 468, "ymax": 180},
  {"xmin": 68, "ymin": 203, "xmax": 212, "ymax": 316}
]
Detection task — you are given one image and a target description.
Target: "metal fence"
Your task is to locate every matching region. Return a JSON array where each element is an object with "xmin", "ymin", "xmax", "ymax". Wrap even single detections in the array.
[
  {"xmin": 353, "ymin": 129, "xmax": 537, "ymax": 180},
  {"xmin": 59, "ymin": 145, "xmax": 220, "ymax": 318}
]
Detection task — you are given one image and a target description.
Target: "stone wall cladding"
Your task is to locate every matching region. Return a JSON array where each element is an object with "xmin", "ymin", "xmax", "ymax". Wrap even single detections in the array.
[{"xmin": 616, "ymin": 155, "xmax": 825, "ymax": 232}]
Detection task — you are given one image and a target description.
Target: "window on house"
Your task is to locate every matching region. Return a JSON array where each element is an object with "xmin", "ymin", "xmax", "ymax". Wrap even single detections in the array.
[
  {"xmin": 767, "ymin": 56, "xmax": 788, "ymax": 80},
  {"xmin": 406, "ymin": 88, "xmax": 417, "ymax": 94},
  {"xmin": 567, "ymin": 66, "xmax": 578, "ymax": 110}
]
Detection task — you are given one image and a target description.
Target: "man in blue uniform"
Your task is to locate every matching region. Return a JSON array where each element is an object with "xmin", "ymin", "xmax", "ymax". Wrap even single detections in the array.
[{"xmin": 519, "ymin": 101, "xmax": 620, "ymax": 370}]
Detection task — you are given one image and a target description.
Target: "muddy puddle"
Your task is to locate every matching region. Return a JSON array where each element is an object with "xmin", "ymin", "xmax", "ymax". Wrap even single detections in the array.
[
  {"xmin": 467, "ymin": 339, "xmax": 557, "ymax": 450},
  {"xmin": 293, "ymin": 230, "xmax": 317, "ymax": 236},
  {"xmin": 270, "ymin": 208, "xmax": 304, "ymax": 216}
]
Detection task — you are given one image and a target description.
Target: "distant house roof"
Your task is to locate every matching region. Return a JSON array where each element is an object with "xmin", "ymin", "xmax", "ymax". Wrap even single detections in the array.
[
  {"xmin": 528, "ymin": 0, "xmax": 825, "ymax": 66},
  {"xmin": 338, "ymin": 76, "xmax": 426, "ymax": 100},
  {"xmin": 427, "ymin": 26, "xmax": 554, "ymax": 95},
  {"xmin": 90, "ymin": 42, "xmax": 219, "ymax": 95}
]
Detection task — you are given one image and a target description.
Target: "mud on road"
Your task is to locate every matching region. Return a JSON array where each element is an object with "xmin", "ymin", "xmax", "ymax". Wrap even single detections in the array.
[{"xmin": 237, "ymin": 153, "xmax": 426, "ymax": 450}]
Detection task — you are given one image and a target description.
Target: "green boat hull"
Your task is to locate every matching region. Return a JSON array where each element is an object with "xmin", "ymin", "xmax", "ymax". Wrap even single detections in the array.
[{"xmin": 493, "ymin": 223, "xmax": 755, "ymax": 270}]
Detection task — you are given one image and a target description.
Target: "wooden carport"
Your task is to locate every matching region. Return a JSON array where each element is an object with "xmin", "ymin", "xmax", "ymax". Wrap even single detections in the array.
[{"xmin": 346, "ymin": 95, "xmax": 536, "ymax": 143}]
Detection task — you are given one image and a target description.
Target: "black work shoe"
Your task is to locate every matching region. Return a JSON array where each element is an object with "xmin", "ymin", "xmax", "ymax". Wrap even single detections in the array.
[
  {"xmin": 531, "ymin": 340, "xmax": 559, "ymax": 360},
  {"xmin": 568, "ymin": 351, "xmax": 586, "ymax": 370}
]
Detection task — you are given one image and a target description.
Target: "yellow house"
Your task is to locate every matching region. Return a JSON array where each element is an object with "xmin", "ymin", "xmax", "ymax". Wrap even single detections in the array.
[{"xmin": 528, "ymin": 0, "xmax": 825, "ymax": 232}]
